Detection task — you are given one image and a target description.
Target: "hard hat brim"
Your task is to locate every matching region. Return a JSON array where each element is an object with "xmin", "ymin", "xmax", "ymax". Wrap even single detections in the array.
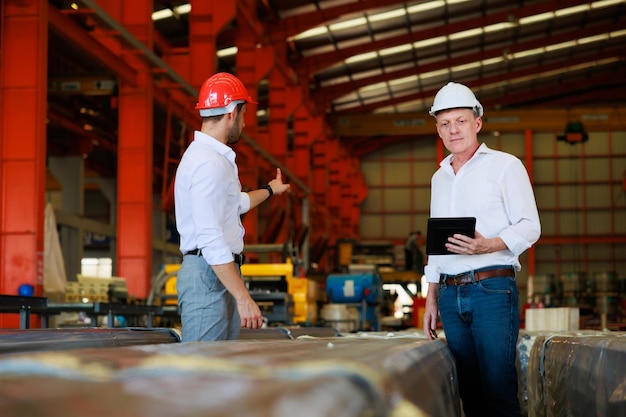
[{"xmin": 198, "ymin": 100, "xmax": 246, "ymax": 117}]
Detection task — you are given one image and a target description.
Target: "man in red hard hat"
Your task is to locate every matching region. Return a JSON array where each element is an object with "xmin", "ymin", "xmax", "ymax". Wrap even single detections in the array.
[{"xmin": 174, "ymin": 72, "xmax": 290, "ymax": 341}]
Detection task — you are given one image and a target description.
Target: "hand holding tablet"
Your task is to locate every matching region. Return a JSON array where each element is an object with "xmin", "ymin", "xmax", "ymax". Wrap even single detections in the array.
[{"xmin": 426, "ymin": 217, "xmax": 476, "ymax": 255}]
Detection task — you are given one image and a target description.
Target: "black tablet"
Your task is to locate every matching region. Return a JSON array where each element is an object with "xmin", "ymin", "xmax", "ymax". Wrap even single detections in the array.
[{"xmin": 426, "ymin": 217, "xmax": 476, "ymax": 255}]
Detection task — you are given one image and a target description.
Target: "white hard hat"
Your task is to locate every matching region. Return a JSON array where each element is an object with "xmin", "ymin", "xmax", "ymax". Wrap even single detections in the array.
[{"xmin": 429, "ymin": 82, "xmax": 483, "ymax": 117}]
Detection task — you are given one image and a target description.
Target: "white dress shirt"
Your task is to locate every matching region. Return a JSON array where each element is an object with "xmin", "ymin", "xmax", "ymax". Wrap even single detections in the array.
[
  {"xmin": 174, "ymin": 131, "xmax": 251, "ymax": 265},
  {"xmin": 424, "ymin": 143, "xmax": 541, "ymax": 283}
]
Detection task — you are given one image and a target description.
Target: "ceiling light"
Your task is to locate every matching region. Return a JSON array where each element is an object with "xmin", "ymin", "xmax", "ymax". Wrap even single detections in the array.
[
  {"xmin": 152, "ymin": 3, "xmax": 191, "ymax": 21},
  {"xmin": 449, "ymin": 28, "xmax": 483, "ymax": 41},
  {"xmin": 360, "ymin": 81, "xmax": 389, "ymax": 92},
  {"xmin": 407, "ymin": 1, "xmax": 445, "ymax": 14},
  {"xmin": 388, "ymin": 75, "xmax": 418, "ymax": 86},
  {"xmin": 152, "ymin": 8, "xmax": 173, "ymax": 21},
  {"xmin": 418, "ymin": 68, "xmax": 450, "ymax": 79},
  {"xmin": 452, "ymin": 62, "xmax": 482, "ymax": 72},
  {"xmin": 518, "ymin": 12, "xmax": 553, "ymax": 25},
  {"xmin": 217, "ymin": 47, "xmax": 237, "ymax": 57},
  {"xmin": 369, "ymin": 9, "xmax": 406, "ymax": 22},
  {"xmin": 379, "ymin": 44, "xmax": 412, "ymax": 56},
  {"xmin": 610, "ymin": 28, "xmax": 626, "ymax": 37},
  {"xmin": 177, "ymin": 4, "xmax": 191, "ymax": 14},
  {"xmin": 413, "ymin": 36, "xmax": 447, "ymax": 49},
  {"xmin": 482, "ymin": 57, "xmax": 505, "ymax": 66},
  {"xmin": 345, "ymin": 51, "xmax": 377, "ymax": 64},
  {"xmin": 512, "ymin": 48, "xmax": 545, "ymax": 59},
  {"xmin": 592, "ymin": 0, "xmax": 625, "ymax": 9},
  {"xmin": 292, "ymin": 27, "xmax": 328, "ymax": 41},
  {"xmin": 556, "ymin": 5, "xmax": 590, "ymax": 16},
  {"xmin": 484, "ymin": 22, "xmax": 517, "ymax": 33},
  {"xmin": 545, "ymin": 40, "xmax": 576, "ymax": 51},
  {"xmin": 330, "ymin": 17, "xmax": 367, "ymax": 31}
]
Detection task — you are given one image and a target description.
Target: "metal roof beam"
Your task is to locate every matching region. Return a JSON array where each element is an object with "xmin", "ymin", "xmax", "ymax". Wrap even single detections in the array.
[
  {"xmin": 273, "ymin": 0, "xmax": 405, "ymax": 39},
  {"xmin": 336, "ymin": 42, "xmax": 625, "ymax": 114},
  {"xmin": 48, "ymin": 4, "xmax": 137, "ymax": 86},
  {"xmin": 313, "ymin": 18, "xmax": 626, "ymax": 105},
  {"xmin": 481, "ymin": 67, "xmax": 626, "ymax": 108},
  {"xmin": 293, "ymin": 0, "xmax": 591, "ymax": 75}
]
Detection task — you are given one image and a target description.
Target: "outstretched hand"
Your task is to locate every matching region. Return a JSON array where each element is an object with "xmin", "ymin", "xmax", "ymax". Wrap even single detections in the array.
[{"xmin": 268, "ymin": 168, "xmax": 291, "ymax": 196}]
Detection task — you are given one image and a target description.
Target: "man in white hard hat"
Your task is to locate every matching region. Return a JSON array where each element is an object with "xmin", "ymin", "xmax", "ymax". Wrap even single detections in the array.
[
  {"xmin": 422, "ymin": 82, "xmax": 541, "ymax": 417},
  {"xmin": 174, "ymin": 72, "xmax": 290, "ymax": 341}
]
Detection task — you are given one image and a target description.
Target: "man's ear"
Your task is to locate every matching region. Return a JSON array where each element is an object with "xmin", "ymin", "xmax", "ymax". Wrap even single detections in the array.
[
  {"xmin": 475, "ymin": 116, "xmax": 483, "ymax": 133},
  {"xmin": 225, "ymin": 110, "xmax": 237, "ymax": 122}
]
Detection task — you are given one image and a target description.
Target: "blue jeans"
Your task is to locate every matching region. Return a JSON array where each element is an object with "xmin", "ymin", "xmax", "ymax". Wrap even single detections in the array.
[
  {"xmin": 438, "ymin": 267, "xmax": 521, "ymax": 417},
  {"xmin": 176, "ymin": 253, "xmax": 241, "ymax": 341}
]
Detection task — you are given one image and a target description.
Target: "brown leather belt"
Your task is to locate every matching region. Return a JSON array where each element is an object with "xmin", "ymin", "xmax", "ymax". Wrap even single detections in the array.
[{"xmin": 439, "ymin": 267, "xmax": 515, "ymax": 286}]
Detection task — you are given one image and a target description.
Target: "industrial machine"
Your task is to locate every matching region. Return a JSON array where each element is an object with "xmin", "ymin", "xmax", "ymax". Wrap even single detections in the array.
[
  {"xmin": 324, "ymin": 271, "xmax": 383, "ymax": 331},
  {"xmin": 241, "ymin": 261, "xmax": 317, "ymax": 326},
  {"xmin": 154, "ymin": 260, "xmax": 317, "ymax": 326}
]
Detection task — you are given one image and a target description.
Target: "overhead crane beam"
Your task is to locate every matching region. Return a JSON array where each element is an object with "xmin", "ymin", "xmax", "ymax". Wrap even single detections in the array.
[{"xmin": 331, "ymin": 107, "xmax": 626, "ymax": 138}]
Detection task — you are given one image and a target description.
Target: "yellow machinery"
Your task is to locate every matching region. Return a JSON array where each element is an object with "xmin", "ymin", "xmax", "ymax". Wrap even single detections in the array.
[
  {"xmin": 241, "ymin": 260, "xmax": 318, "ymax": 325},
  {"xmin": 162, "ymin": 264, "xmax": 181, "ymax": 306},
  {"xmin": 159, "ymin": 260, "xmax": 317, "ymax": 325}
]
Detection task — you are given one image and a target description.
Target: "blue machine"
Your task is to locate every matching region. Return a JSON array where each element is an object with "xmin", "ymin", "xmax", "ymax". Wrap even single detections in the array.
[{"xmin": 325, "ymin": 272, "xmax": 383, "ymax": 331}]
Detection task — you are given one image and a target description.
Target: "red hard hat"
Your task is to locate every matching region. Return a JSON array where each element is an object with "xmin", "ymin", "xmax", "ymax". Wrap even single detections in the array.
[{"xmin": 195, "ymin": 72, "xmax": 257, "ymax": 117}]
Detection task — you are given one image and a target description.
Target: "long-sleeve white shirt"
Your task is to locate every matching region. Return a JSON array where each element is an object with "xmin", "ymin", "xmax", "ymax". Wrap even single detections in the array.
[
  {"xmin": 424, "ymin": 143, "xmax": 541, "ymax": 283},
  {"xmin": 174, "ymin": 131, "xmax": 251, "ymax": 265}
]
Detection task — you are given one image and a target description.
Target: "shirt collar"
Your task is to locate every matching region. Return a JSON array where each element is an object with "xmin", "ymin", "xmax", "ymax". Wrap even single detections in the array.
[
  {"xmin": 194, "ymin": 130, "xmax": 235, "ymax": 160},
  {"xmin": 441, "ymin": 142, "xmax": 491, "ymax": 168}
]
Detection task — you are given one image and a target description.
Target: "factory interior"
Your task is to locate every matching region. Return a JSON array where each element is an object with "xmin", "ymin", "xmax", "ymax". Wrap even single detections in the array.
[{"xmin": 0, "ymin": 1, "xmax": 625, "ymax": 416}]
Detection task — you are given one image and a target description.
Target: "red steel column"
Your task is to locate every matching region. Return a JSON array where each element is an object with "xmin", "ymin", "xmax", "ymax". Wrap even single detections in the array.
[
  {"xmin": 98, "ymin": 0, "xmax": 154, "ymax": 298},
  {"xmin": 189, "ymin": 0, "xmax": 233, "ymax": 87},
  {"xmin": 267, "ymin": 70, "xmax": 288, "ymax": 157},
  {"xmin": 0, "ymin": 0, "xmax": 47, "ymax": 326}
]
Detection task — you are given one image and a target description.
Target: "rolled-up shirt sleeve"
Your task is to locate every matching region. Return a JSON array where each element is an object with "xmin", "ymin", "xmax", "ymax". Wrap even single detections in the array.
[
  {"xmin": 498, "ymin": 158, "xmax": 541, "ymax": 256},
  {"xmin": 239, "ymin": 192, "xmax": 251, "ymax": 215}
]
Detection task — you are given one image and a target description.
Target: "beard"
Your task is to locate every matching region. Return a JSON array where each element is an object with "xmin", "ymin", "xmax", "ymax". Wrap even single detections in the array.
[{"xmin": 226, "ymin": 116, "xmax": 243, "ymax": 145}]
